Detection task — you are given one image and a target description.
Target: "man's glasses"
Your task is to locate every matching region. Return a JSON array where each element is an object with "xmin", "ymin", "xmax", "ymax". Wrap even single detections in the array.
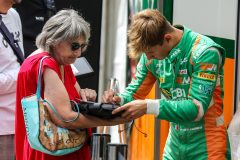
[{"xmin": 71, "ymin": 42, "xmax": 88, "ymax": 52}]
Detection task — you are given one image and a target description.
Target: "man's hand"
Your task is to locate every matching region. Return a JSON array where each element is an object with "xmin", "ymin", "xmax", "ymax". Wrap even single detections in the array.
[
  {"xmin": 102, "ymin": 89, "xmax": 121, "ymax": 104},
  {"xmin": 112, "ymin": 100, "xmax": 147, "ymax": 120}
]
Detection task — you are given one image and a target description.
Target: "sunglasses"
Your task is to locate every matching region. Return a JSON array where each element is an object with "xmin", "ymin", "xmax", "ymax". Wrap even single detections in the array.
[{"xmin": 71, "ymin": 42, "xmax": 88, "ymax": 52}]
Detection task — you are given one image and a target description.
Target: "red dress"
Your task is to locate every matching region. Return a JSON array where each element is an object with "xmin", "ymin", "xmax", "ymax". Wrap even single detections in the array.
[{"xmin": 15, "ymin": 52, "xmax": 91, "ymax": 160}]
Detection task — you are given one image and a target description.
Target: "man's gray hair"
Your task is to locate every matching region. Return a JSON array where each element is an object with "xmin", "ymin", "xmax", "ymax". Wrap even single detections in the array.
[{"xmin": 36, "ymin": 9, "xmax": 90, "ymax": 53}]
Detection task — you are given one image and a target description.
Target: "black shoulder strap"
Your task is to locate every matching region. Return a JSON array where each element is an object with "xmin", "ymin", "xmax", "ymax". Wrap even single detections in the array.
[{"xmin": 0, "ymin": 15, "xmax": 24, "ymax": 65}]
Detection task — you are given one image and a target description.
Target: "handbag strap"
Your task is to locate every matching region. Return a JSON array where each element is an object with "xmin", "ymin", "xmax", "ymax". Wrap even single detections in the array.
[
  {"xmin": 36, "ymin": 56, "xmax": 49, "ymax": 99},
  {"xmin": 36, "ymin": 56, "xmax": 80, "ymax": 123},
  {"xmin": 0, "ymin": 15, "xmax": 24, "ymax": 64}
]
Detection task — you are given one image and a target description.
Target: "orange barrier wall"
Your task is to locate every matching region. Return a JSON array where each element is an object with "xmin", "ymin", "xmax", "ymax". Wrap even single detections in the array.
[
  {"xmin": 224, "ymin": 58, "xmax": 235, "ymax": 126},
  {"xmin": 128, "ymin": 85, "xmax": 155, "ymax": 160},
  {"xmin": 159, "ymin": 120, "xmax": 169, "ymax": 160}
]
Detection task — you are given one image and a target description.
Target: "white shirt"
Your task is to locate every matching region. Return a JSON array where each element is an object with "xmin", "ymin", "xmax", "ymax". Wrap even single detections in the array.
[{"xmin": 0, "ymin": 8, "xmax": 24, "ymax": 135}]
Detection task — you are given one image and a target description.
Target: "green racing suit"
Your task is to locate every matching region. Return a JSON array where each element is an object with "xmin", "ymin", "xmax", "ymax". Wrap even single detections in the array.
[{"xmin": 119, "ymin": 25, "xmax": 231, "ymax": 160}]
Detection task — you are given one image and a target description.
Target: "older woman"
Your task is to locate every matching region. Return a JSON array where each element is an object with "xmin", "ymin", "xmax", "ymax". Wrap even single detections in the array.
[{"xmin": 15, "ymin": 9, "xmax": 124, "ymax": 160}]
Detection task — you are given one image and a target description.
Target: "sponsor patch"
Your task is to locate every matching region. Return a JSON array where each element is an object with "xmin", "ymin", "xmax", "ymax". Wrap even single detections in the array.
[
  {"xmin": 137, "ymin": 64, "xmax": 143, "ymax": 71},
  {"xmin": 176, "ymin": 77, "xmax": 183, "ymax": 84},
  {"xmin": 170, "ymin": 48, "xmax": 181, "ymax": 59},
  {"xmin": 170, "ymin": 88, "xmax": 187, "ymax": 99},
  {"xmin": 161, "ymin": 89, "xmax": 171, "ymax": 99},
  {"xmin": 198, "ymin": 72, "xmax": 216, "ymax": 81},
  {"xmin": 155, "ymin": 68, "xmax": 161, "ymax": 75},
  {"xmin": 197, "ymin": 79, "xmax": 214, "ymax": 85},
  {"xmin": 176, "ymin": 76, "xmax": 190, "ymax": 84},
  {"xmin": 199, "ymin": 84, "xmax": 214, "ymax": 95},
  {"xmin": 159, "ymin": 77, "xmax": 165, "ymax": 83},
  {"xmin": 180, "ymin": 58, "xmax": 188, "ymax": 65},
  {"xmin": 179, "ymin": 69, "xmax": 187, "ymax": 75},
  {"xmin": 200, "ymin": 63, "xmax": 217, "ymax": 71},
  {"xmin": 146, "ymin": 60, "xmax": 152, "ymax": 66},
  {"xmin": 193, "ymin": 47, "xmax": 205, "ymax": 60},
  {"xmin": 156, "ymin": 63, "xmax": 162, "ymax": 68}
]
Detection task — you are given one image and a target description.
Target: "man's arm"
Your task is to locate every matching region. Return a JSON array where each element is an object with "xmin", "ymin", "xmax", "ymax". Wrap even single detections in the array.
[
  {"xmin": 158, "ymin": 48, "xmax": 222, "ymax": 122},
  {"xmin": 119, "ymin": 54, "xmax": 156, "ymax": 105}
]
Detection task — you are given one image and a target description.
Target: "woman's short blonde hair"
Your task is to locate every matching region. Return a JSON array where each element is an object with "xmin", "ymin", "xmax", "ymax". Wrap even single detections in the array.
[{"xmin": 128, "ymin": 9, "xmax": 173, "ymax": 58}]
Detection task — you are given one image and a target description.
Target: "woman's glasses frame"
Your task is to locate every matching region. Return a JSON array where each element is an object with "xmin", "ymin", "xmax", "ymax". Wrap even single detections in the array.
[{"xmin": 71, "ymin": 42, "xmax": 88, "ymax": 53}]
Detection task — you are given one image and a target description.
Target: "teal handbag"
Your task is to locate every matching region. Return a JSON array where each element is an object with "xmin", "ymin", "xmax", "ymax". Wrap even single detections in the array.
[{"xmin": 21, "ymin": 56, "xmax": 87, "ymax": 156}]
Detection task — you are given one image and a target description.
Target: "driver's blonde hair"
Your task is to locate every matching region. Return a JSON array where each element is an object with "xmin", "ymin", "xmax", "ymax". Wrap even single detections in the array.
[{"xmin": 128, "ymin": 9, "xmax": 173, "ymax": 58}]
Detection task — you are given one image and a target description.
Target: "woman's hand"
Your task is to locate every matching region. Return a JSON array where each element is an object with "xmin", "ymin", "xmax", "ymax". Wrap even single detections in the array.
[
  {"xmin": 112, "ymin": 100, "xmax": 147, "ymax": 120},
  {"xmin": 80, "ymin": 88, "xmax": 97, "ymax": 101}
]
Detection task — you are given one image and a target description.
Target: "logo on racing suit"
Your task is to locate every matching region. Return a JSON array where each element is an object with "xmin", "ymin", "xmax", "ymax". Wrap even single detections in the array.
[
  {"xmin": 198, "ymin": 79, "xmax": 214, "ymax": 85},
  {"xmin": 180, "ymin": 58, "xmax": 188, "ymax": 65},
  {"xmin": 200, "ymin": 63, "xmax": 217, "ymax": 72},
  {"xmin": 170, "ymin": 48, "xmax": 181, "ymax": 59},
  {"xmin": 156, "ymin": 69, "xmax": 161, "ymax": 75},
  {"xmin": 146, "ymin": 60, "xmax": 152, "ymax": 66},
  {"xmin": 179, "ymin": 69, "xmax": 187, "ymax": 75},
  {"xmin": 137, "ymin": 64, "xmax": 143, "ymax": 71},
  {"xmin": 155, "ymin": 63, "xmax": 162, "ymax": 75},
  {"xmin": 176, "ymin": 76, "xmax": 190, "ymax": 84},
  {"xmin": 159, "ymin": 77, "xmax": 165, "ymax": 83},
  {"xmin": 170, "ymin": 88, "xmax": 187, "ymax": 99},
  {"xmin": 198, "ymin": 73, "xmax": 216, "ymax": 81},
  {"xmin": 156, "ymin": 63, "xmax": 162, "ymax": 68},
  {"xmin": 160, "ymin": 89, "xmax": 171, "ymax": 99},
  {"xmin": 199, "ymin": 84, "xmax": 214, "ymax": 95},
  {"xmin": 161, "ymin": 88, "xmax": 187, "ymax": 100},
  {"xmin": 193, "ymin": 47, "xmax": 205, "ymax": 60}
]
